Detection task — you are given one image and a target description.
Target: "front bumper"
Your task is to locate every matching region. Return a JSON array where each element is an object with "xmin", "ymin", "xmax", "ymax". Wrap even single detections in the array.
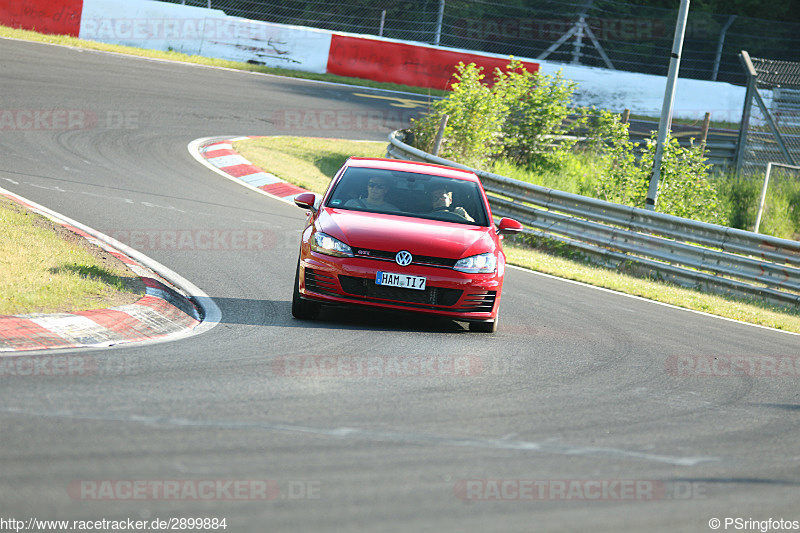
[{"xmin": 298, "ymin": 253, "xmax": 502, "ymax": 320}]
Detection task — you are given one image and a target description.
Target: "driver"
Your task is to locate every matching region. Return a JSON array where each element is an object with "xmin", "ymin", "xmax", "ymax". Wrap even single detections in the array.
[
  {"xmin": 427, "ymin": 184, "xmax": 474, "ymax": 221},
  {"xmin": 345, "ymin": 175, "xmax": 399, "ymax": 211}
]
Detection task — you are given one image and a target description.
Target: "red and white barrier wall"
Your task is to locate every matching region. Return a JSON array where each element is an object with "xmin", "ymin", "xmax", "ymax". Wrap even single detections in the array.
[
  {"xmin": 1, "ymin": 0, "xmax": 83, "ymax": 37},
  {"xmin": 2, "ymin": 0, "xmax": 745, "ymax": 120},
  {"xmin": 326, "ymin": 34, "xmax": 539, "ymax": 89}
]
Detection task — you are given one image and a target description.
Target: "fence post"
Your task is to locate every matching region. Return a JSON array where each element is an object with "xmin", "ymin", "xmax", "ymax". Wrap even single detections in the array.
[
  {"xmin": 712, "ymin": 15, "xmax": 736, "ymax": 81},
  {"xmin": 735, "ymin": 51, "xmax": 757, "ymax": 179},
  {"xmin": 754, "ymin": 162, "xmax": 772, "ymax": 233},
  {"xmin": 700, "ymin": 111, "xmax": 710, "ymax": 156}
]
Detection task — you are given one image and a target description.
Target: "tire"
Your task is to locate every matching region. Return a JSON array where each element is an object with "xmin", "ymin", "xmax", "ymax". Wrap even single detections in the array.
[
  {"xmin": 291, "ymin": 258, "xmax": 320, "ymax": 320},
  {"xmin": 469, "ymin": 313, "xmax": 498, "ymax": 333}
]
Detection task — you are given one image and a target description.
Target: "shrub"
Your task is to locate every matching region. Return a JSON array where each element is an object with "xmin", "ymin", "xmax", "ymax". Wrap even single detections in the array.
[
  {"xmin": 492, "ymin": 59, "xmax": 578, "ymax": 170},
  {"xmin": 409, "ymin": 62, "xmax": 505, "ymax": 168},
  {"xmin": 639, "ymin": 135, "xmax": 723, "ymax": 224},
  {"xmin": 587, "ymin": 109, "xmax": 647, "ymax": 207},
  {"xmin": 410, "ymin": 59, "xmax": 730, "ymax": 225}
]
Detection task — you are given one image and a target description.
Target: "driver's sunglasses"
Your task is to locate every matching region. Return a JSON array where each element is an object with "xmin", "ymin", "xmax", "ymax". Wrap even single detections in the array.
[{"xmin": 368, "ymin": 182, "xmax": 387, "ymax": 189}]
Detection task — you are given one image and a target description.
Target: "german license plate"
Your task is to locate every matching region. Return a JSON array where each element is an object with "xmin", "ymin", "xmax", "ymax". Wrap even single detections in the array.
[{"xmin": 376, "ymin": 271, "xmax": 426, "ymax": 290}]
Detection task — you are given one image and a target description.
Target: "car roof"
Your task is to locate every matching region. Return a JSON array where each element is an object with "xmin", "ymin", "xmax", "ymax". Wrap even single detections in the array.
[{"xmin": 345, "ymin": 157, "xmax": 481, "ymax": 183}]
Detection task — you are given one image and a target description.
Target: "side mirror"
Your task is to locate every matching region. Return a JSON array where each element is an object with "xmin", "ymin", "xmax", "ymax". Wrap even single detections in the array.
[
  {"xmin": 497, "ymin": 217, "xmax": 523, "ymax": 235},
  {"xmin": 294, "ymin": 192, "xmax": 319, "ymax": 213}
]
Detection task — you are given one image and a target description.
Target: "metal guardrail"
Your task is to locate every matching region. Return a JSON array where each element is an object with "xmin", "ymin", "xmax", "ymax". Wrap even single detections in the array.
[{"xmin": 386, "ymin": 130, "xmax": 800, "ymax": 307}]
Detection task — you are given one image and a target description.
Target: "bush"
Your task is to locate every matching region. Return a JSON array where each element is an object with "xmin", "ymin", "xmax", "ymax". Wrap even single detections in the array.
[
  {"xmin": 587, "ymin": 109, "xmax": 647, "ymax": 207},
  {"xmin": 716, "ymin": 173, "xmax": 759, "ymax": 231},
  {"xmin": 493, "ymin": 60, "xmax": 578, "ymax": 170},
  {"xmin": 409, "ymin": 59, "xmax": 734, "ymax": 226},
  {"xmin": 410, "ymin": 62, "xmax": 505, "ymax": 168},
  {"xmin": 639, "ymin": 135, "xmax": 722, "ymax": 224},
  {"xmin": 410, "ymin": 59, "xmax": 578, "ymax": 169}
]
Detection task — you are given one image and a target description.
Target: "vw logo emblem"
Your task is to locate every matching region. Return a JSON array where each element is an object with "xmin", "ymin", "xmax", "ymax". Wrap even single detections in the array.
[{"xmin": 395, "ymin": 250, "xmax": 413, "ymax": 267}]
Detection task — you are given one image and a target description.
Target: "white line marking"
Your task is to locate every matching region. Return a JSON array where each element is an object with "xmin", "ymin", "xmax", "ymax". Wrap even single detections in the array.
[
  {"xmin": 0, "ymin": 407, "xmax": 718, "ymax": 467},
  {"xmin": 507, "ymin": 264, "xmax": 800, "ymax": 337}
]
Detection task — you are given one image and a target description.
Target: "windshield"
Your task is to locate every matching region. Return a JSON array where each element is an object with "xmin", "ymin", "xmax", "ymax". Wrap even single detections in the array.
[{"xmin": 325, "ymin": 167, "xmax": 490, "ymax": 226}]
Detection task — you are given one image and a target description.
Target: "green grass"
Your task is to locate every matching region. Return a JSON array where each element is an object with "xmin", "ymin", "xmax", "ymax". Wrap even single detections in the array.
[
  {"xmin": 490, "ymin": 152, "xmax": 606, "ymax": 198},
  {"xmin": 0, "ymin": 25, "xmax": 447, "ymax": 98},
  {"xmin": 714, "ymin": 169, "xmax": 800, "ymax": 240},
  {"xmin": 234, "ymin": 135, "xmax": 800, "ymax": 333},
  {"xmin": 0, "ymin": 198, "xmax": 143, "ymax": 315},
  {"xmin": 234, "ymin": 136, "xmax": 388, "ymax": 193},
  {"xmin": 503, "ymin": 244, "xmax": 800, "ymax": 332}
]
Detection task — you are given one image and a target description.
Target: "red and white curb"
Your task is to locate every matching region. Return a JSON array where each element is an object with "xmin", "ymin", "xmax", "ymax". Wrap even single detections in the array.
[
  {"xmin": 189, "ymin": 136, "xmax": 311, "ymax": 203},
  {"xmin": 0, "ymin": 189, "xmax": 219, "ymax": 353}
]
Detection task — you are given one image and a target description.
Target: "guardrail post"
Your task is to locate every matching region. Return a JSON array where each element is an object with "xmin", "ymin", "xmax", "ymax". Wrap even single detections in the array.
[{"xmin": 432, "ymin": 114, "xmax": 449, "ymax": 157}]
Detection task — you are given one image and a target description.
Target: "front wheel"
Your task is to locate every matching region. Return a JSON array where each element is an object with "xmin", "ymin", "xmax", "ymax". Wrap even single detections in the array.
[
  {"xmin": 469, "ymin": 312, "xmax": 498, "ymax": 333},
  {"xmin": 292, "ymin": 258, "xmax": 320, "ymax": 320}
]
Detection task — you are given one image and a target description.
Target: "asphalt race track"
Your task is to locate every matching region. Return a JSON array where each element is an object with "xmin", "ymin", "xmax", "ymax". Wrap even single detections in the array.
[{"xmin": 1, "ymin": 38, "xmax": 799, "ymax": 532}]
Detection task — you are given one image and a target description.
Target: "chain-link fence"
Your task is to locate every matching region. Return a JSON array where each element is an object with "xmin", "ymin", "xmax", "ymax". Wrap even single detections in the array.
[
  {"xmin": 736, "ymin": 52, "xmax": 800, "ymax": 175},
  {"xmin": 163, "ymin": 0, "xmax": 798, "ymax": 86}
]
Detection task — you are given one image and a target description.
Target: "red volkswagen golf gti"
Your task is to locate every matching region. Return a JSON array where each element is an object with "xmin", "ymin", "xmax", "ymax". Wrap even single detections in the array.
[{"xmin": 291, "ymin": 157, "xmax": 523, "ymax": 332}]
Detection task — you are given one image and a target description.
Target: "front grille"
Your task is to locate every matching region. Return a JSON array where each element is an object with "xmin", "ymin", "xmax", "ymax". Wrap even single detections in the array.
[
  {"xmin": 457, "ymin": 291, "xmax": 497, "ymax": 313},
  {"xmin": 304, "ymin": 268, "xmax": 337, "ymax": 294},
  {"xmin": 351, "ymin": 248, "xmax": 457, "ymax": 268},
  {"xmin": 339, "ymin": 275, "xmax": 462, "ymax": 307}
]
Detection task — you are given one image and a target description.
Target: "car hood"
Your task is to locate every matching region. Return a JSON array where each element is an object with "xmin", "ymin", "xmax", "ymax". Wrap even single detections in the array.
[{"xmin": 317, "ymin": 209, "xmax": 496, "ymax": 259}]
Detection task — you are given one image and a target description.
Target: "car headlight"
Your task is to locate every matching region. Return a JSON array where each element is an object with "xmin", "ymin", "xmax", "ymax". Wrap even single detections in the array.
[
  {"xmin": 311, "ymin": 231, "xmax": 353, "ymax": 257},
  {"xmin": 454, "ymin": 252, "xmax": 497, "ymax": 273}
]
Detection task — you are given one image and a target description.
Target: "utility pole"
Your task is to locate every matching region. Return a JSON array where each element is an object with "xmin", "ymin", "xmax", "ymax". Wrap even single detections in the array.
[
  {"xmin": 434, "ymin": 0, "xmax": 445, "ymax": 46},
  {"xmin": 645, "ymin": 0, "xmax": 690, "ymax": 210}
]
